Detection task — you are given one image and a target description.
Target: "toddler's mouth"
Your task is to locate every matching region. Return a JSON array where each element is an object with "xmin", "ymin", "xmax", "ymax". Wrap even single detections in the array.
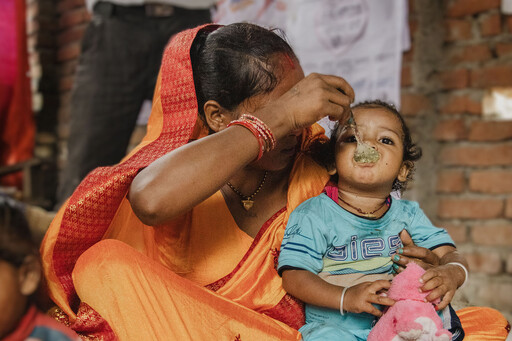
[{"xmin": 353, "ymin": 143, "xmax": 380, "ymax": 163}]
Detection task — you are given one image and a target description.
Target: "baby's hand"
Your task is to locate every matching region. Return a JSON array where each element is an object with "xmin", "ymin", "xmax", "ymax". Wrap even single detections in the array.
[
  {"xmin": 343, "ymin": 280, "xmax": 394, "ymax": 317},
  {"xmin": 420, "ymin": 264, "xmax": 464, "ymax": 310}
]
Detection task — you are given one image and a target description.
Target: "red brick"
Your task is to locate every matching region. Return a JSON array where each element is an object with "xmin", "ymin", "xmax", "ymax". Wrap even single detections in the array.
[
  {"xmin": 438, "ymin": 69, "xmax": 470, "ymax": 90},
  {"xmin": 400, "ymin": 92, "xmax": 432, "ymax": 116},
  {"xmin": 59, "ymin": 60, "xmax": 78, "ymax": 77},
  {"xmin": 57, "ymin": 0, "xmax": 86, "ymax": 14},
  {"xmin": 57, "ymin": 43, "xmax": 81, "ymax": 62},
  {"xmin": 471, "ymin": 65, "xmax": 512, "ymax": 87},
  {"xmin": 442, "ymin": 223, "xmax": 467, "ymax": 243},
  {"xmin": 434, "ymin": 119, "xmax": 467, "ymax": 141},
  {"xmin": 408, "ymin": 0, "xmax": 415, "ymax": 14},
  {"xmin": 437, "ymin": 170, "xmax": 466, "ymax": 193},
  {"xmin": 444, "ymin": 19, "xmax": 472, "ymax": 42},
  {"xmin": 480, "ymin": 13, "xmax": 502, "ymax": 36},
  {"xmin": 403, "ymin": 46, "xmax": 414, "ymax": 63},
  {"xmin": 471, "ymin": 223, "xmax": 512, "ymax": 245},
  {"xmin": 505, "ymin": 198, "xmax": 512, "ymax": 218},
  {"xmin": 469, "ymin": 170, "xmax": 512, "ymax": 193},
  {"xmin": 59, "ymin": 7, "xmax": 89, "ymax": 29},
  {"xmin": 445, "ymin": 0, "xmax": 500, "ymax": 18},
  {"xmin": 469, "ymin": 121, "xmax": 512, "ymax": 141},
  {"xmin": 57, "ymin": 25, "xmax": 87, "ymax": 46},
  {"xmin": 439, "ymin": 144, "xmax": 512, "ymax": 166},
  {"xmin": 448, "ymin": 44, "xmax": 492, "ymax": 64},
  {"xmin": 437, "ymin": 198, "xmax": 503, "ymax": 219},
  {"xmin": 465, "ymin": 251, "xmax": 502, "ymax": 274},
  {"xmin": 440, "ymin": 94, "xmax": 482, "ymax": 115},
  {"xmin": 507, "ymin": 16, "xmax": 512, "ymax": 33},
  {"xmin": 507, "ymin": 253, "xmax": 512, "ymax": 274},
  {"xmin": 401, "ymin": 65, "xmax": 412, "ymax": 87},
  {"xmin": 409, "ymin": 18, "xmax": 418, "ymax": 38},
  {"xmin": 496, "ymin": 42, "xmax": 512, "ymax": 58},
  {"xmin": 59, "ymin": 75, "xmax": 74, "ymax": 91}
]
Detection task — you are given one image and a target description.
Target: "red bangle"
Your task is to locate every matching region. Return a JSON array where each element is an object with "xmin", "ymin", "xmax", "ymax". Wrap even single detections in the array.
[
  {"xmin": 227, "ymin": 120, "xmax": 265, "ymax": 161},
  {"xmin": 239, "ymin": 114, "xmax": 276, "ymax": 151}
]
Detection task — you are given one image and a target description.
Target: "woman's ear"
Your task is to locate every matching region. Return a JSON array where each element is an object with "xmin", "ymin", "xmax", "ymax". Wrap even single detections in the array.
[
  {"xmin": 203, "ymin": 100, "xmax": 234, "ymax": 132},
  {"xmin": 18, "ymin": 255, "xmax": 41, "ymax": 296},
  {"xmin": 397, "ymin": 161, "xmax": 413, "ymax": 182}
]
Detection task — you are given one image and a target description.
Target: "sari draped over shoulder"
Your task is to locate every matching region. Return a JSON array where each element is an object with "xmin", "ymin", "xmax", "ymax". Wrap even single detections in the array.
[{"xmin": 41, "ymin": 24, "xmax": 510, "ymax": 341}]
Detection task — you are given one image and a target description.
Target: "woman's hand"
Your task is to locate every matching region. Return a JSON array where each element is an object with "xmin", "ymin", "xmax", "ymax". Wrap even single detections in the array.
[
  {"xmin": 420, "ymin": 263, "xmax": 463, "ymax": 311},
  {"xmin": 343, "ymin": 280, "xmax": 395, "ymax": 317},
  {"xmin": 393, "ymin": 230, "xmax": 468, "ymax": 310},
  {"xmin": 264, "ymin": 73, "xmax": 355, "ymax": 137},
  {"xmin": 392, "ymin": 230, "xmax": 440, "ymax": 273}
]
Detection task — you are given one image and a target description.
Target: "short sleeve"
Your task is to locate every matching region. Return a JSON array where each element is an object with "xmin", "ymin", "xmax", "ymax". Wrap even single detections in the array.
[
  {"xmin": 407, "ymin": 205, "xmax": 455, "ymax": 250},
  {"xmin": 278, "ymin": 206, "xmax": 330, "ymax": 275}
]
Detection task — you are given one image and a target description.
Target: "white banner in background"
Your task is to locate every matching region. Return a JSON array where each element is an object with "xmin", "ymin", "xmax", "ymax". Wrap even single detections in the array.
[{"xmin": 214, "ymin": 0, "xmax": 409, "ymax": 135}]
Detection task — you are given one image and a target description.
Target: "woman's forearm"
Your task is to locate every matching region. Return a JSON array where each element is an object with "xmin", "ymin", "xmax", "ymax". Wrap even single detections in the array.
[{"xmin": 129, "ymin": 126, "xmax": 260, "ymax": 226}]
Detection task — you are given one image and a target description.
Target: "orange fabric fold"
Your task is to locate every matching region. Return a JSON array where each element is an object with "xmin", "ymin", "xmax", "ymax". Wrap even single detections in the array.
[{"xmin": 458, "ymin": 307, "xmax": 511, "ymax": 341}]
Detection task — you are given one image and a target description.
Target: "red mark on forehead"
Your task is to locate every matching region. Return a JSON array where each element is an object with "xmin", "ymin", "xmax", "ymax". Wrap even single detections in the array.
[{"xmin": 283, "ymin": 53, "xmax": 296, "ymax": 69}]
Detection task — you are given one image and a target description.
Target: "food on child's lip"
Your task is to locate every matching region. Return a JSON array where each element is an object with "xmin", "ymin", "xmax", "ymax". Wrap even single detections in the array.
[
  {"xmin": 354, "ymin": 143, "xmax": 380, "ymax": 163},
  {"xmin": 345, "ymin": 111, "xmax": 381, "ymax": 163}
]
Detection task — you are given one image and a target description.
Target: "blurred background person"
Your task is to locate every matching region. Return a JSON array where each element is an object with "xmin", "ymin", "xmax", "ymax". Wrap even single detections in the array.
[{"xmin": 55, "ymin": 0, "xmax": 216, "ymax": 208}]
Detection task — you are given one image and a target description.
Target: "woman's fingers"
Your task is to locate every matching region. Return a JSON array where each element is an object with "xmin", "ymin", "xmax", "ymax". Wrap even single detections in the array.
[{"xmin": 318, "ymin": 74, "xmax": 356, "ymax": 103}]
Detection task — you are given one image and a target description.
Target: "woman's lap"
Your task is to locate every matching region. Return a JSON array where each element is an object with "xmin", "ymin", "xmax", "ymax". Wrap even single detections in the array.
[{"xmin": 73, "ymin": 239, "xmax": 300, "ymax": 340}]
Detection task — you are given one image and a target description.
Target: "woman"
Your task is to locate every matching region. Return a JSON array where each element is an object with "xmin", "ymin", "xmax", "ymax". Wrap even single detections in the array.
[{"xmin": 41, "ymin": 23, "xmax": 510, "ymax": 340}]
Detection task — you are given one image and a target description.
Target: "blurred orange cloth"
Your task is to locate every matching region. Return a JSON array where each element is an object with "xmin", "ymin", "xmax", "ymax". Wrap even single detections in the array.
[
  {"xmin": 41, "ymin": 24, "xmax": 510, "ymax": 340},
  {"xmin": 458, "ymin": 307, "xmax": 511, "ymax": 341}
]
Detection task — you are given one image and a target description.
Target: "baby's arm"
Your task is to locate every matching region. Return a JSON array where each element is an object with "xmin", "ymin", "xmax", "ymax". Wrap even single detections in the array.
[
  {"xmin": 421, "ymin": 245, "xmax": 468, "ymax": 310},
  {"xmin": 282, "ymin": 269, "xmax": 394, "ymax": 317}
]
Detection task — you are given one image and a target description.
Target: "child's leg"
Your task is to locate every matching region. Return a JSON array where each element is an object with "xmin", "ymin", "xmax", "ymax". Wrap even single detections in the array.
[{"xmin": 73, "ymin": 239, "xmax": 301, "ymax": 341}]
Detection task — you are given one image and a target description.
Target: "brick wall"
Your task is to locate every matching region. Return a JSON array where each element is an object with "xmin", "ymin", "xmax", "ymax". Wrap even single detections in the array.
[
  {"xmin": 404, "ymin": 0, "xmax": 512, "ymax": 319},
  {"xmin": 29, "ymin": 0, "xmax": 512, "ymax": 319}
]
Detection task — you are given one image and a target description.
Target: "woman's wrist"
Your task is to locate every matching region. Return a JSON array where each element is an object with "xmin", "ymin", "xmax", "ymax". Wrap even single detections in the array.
[{"xmin": 446, "ymin": 262, "xmax": 468, "ymax": 289}]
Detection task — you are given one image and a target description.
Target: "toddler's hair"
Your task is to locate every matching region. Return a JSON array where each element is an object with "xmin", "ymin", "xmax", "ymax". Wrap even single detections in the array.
[
  {"xmin": 0, "ymin": 194, "xmax": 37, "ymax": 267},
  {"xmin": 310, "ymin": 100, "xmax": 422, "ymax": 193}
]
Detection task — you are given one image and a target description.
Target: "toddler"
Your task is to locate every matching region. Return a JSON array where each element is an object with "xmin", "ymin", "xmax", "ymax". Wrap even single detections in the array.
[{"xmin": 278, "ymin": 100, "xmax": 468, "ymax": 340}]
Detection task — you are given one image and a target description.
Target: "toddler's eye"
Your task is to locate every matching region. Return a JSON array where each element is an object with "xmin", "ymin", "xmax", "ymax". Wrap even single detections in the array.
[{"xmin": 380, "ymin": 137, "xmax": 394, "ymax": 145}]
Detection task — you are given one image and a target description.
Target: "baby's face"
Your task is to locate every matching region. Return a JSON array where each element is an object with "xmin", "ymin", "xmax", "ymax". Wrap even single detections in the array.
[
  {"xmin": 0, "ymin": 260, "xmax": 27, "ymax": 338},
  {"xmin": 334, "ymin": 107, "xmax": 406, "ymax": 193}
]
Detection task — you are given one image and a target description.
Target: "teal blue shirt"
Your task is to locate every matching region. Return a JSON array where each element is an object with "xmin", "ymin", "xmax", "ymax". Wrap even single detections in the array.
[{"xmin": 278, "ymin": 194, "xmax": 455, "ymax": 340}]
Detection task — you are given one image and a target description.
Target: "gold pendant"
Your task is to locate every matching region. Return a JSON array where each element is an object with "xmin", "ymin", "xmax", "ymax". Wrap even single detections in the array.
[{"xmin": 242, "ymin": 199, "xmax": 254, "ymax": 211}]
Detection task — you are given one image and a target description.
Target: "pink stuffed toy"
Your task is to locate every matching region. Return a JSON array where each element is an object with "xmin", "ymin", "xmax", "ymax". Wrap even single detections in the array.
[{"xmin": 367, "ymin": 262, "xmax": 452, "ymax": 341}]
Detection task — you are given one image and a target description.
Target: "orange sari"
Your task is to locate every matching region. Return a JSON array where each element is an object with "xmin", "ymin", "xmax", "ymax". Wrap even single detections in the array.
[{"xmin": 41, "ymin": 24, "xmax": 510, "ymax": 340}]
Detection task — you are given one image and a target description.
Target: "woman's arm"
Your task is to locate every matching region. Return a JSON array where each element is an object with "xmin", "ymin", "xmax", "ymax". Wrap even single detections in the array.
[
  {"xmin": 282, "ymin": 269, "xmax": 394, "ymax": 317},
  {"xmin": 129, "ymin": 74, "xmax": 354, "ymax": 226}
]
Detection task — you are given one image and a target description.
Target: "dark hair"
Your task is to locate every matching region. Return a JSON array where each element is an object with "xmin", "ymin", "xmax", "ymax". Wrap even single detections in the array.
[
  {"xmin": 311, "ymin": 100, "xmax": 422, "ymax": 193},
  {"xmin": 191, "ymin": 23, "xmax": 297, "ymax": 131},
  {"xmin": 0, "ymin": 195, "xmax": 37, "ymax": 267}
]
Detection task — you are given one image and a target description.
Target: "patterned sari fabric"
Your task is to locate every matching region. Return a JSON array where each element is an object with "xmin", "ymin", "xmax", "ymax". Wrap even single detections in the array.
[{"xmin": 41, "ymin": 24, "xmax": 510, "ymax": 340}]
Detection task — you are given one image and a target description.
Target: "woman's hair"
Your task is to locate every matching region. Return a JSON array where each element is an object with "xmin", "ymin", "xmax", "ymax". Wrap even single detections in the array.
[
  {"xmin": 0, "ymin": 195, "xmax": 37, "ymax": 267},
  {"xmin": 191, "ymin": 23, "xmax": 297, "ymax": 131},
  {"xmin": 311, "ymin": 100, "xmax": 422, "ymax": 193}
]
